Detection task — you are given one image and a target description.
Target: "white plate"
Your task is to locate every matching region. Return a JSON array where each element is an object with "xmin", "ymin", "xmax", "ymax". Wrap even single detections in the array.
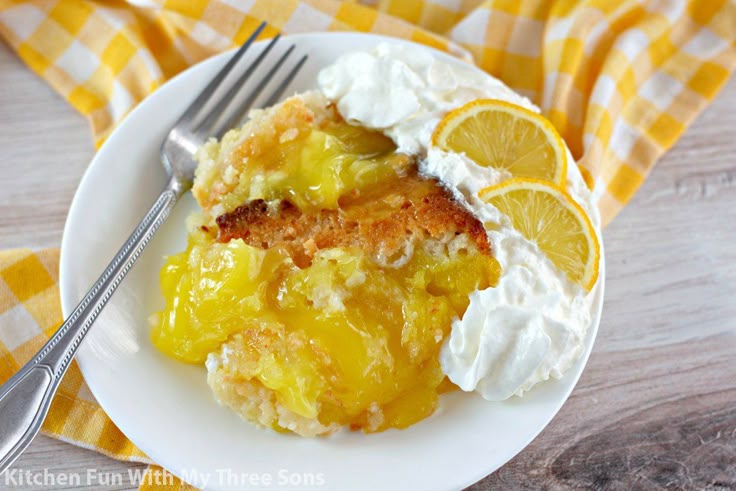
[{"xmin": 60, "ymin": 32, "xmax": 604, "ymax": 491}]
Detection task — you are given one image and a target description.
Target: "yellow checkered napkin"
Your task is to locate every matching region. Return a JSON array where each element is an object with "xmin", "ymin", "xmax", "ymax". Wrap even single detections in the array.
[
  {"xmin": 0, "ymin": 251, "xmax": 148, "ymax": 461},
  {"xmin": 0, "ymin": 0, "xmax": 734, "ymax": 489},
  {"xmin": 0, "ymin": 249, "xmax": 194, "ymax": 489}
]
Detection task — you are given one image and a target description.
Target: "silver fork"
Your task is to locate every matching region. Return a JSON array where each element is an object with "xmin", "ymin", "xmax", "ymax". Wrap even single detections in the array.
[{"xmin": 0, "ymin": 22, "xmax": 306, "ymax": 474}]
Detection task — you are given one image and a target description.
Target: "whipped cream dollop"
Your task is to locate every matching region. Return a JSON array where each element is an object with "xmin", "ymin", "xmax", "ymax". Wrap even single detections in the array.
[
  {"xmin": 318, "ymin": 43, "xmax": 600, "ymax": 401},
  {"xmin": 318, "ymin": 43, "xmax": 535, "ymax": 155}
]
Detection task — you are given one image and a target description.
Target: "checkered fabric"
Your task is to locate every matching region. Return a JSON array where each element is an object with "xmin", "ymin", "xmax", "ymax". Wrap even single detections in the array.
[
  {"xmin": 0, "ymin": 1, "xmax": 734, "ymax": 489},
  {"xmin": 0, "ymin": 251, "xmax": 149, "ymax": 460}
]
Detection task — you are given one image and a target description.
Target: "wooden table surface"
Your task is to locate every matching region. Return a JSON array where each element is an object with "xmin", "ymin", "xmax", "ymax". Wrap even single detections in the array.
[{"xmin": 2, "ymin": 40, "xmax": 735, "ymax": 490}]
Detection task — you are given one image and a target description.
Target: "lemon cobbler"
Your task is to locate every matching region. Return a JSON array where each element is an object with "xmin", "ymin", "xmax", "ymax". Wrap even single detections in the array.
[
  {"xmin": 150, "ymin": 91, "xmax": 501, "ymax": 436},
  {"xmin": 151, "ymin": 44, "xmax": 600, "ymax": 437}
]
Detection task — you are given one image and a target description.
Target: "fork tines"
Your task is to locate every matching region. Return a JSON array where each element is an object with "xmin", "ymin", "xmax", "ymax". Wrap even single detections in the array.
[{"xmin": 178, "ymin": 22, "xmax": 308, "ymax": 138}]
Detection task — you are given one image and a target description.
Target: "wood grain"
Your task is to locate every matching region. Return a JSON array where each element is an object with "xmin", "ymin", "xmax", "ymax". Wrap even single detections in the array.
[
  {"xmin": 1, "ymin": 40, "xmax": 735, "ymax": 490},
  {"xmin": 0, "ymin": 45, "xmax": 93, "ymax": 251}
]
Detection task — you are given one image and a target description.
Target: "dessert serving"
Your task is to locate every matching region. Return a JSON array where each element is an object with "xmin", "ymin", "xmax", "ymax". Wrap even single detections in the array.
[{"xmin": 149, "ymin": 44, "xmax": 601, "ymax": 436}]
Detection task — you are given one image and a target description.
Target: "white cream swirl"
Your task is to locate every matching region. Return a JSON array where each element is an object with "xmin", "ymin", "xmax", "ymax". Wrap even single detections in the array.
[{"xmin": 318, "ymin": 43, "xmax": 535, "ymax": 155}]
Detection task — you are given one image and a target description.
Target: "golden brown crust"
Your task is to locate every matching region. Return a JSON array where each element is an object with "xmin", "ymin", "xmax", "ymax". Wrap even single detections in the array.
[
  {"xmin": 215, "ymin": 164, "xmax": 491, "ymax": 268},
  {"xmin": 193, "ymin": 92, "xmax": 336, "ymax": 217}
]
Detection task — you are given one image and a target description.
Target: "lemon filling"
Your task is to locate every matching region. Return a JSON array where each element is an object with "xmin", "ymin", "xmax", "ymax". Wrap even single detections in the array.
[
  {"xmin": 151, "ymin": 101, "xmax": 501, "ymax": 435},
  {"xmin": 152, "ymin": 233, "xmax": 499, "ymax": 432}
]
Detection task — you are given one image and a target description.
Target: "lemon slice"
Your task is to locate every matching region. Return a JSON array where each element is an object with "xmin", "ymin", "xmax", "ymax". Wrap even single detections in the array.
[
  {"xmin": 432, "ymin": 99, "xmax": 567, "ymax": 185},
  {"xmin": 478, "ymin": 178, "xmax": 600, "ymax": 291}
]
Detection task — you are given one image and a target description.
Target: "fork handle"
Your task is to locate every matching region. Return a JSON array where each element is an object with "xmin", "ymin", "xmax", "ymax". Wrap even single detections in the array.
[{"xmin": 0, "ymin": 178, "xmax": 182, "ymax": 474}]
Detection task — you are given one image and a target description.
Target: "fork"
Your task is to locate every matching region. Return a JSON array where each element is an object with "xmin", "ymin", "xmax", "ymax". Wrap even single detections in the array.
[{"xmin": 0, "ymin": 22, "xmax": 307, "ymax": 474}]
